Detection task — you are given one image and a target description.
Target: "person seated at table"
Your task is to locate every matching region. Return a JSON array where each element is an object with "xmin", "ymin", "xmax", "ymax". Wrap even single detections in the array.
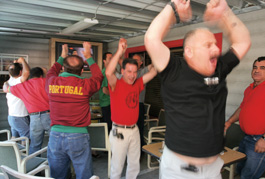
[{"xmin": 225, "ymin": 56, "xmax": 265, "ymax": 179}]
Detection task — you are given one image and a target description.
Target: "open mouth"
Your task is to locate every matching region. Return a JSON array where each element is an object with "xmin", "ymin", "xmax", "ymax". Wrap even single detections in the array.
[
  {"xmin": 210, "ymin": 57, "xmax": 217, "ymax": 63},
  {"xmin": 210, "ymin": 57, "xmax": 217, "ymax": 65}
]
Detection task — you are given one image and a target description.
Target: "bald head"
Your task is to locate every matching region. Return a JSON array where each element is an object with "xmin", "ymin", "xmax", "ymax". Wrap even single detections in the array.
[
  {"xmin": 182, "ymin": 28, "xmax": 220, "ymax": 76},
  {"xmin": 183, "ymin": 28, "xmax": 211, "ymax": 51},
  {"xmin": 63, "ymin": 55, "xmax": 84, "ymax": 76}
]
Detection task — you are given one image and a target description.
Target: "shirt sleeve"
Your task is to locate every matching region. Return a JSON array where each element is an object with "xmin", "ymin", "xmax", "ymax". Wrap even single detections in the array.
[
  {"xmin": 218, "ymin": 50, "xmax": 240, "ymax": 77},
  {"xmin": 137, "ymin": 66, "xmax": 149, "ymax": 78},
  {"xmin": 159, "ymin": 53, "xmax": 181, "ymax": 83}
]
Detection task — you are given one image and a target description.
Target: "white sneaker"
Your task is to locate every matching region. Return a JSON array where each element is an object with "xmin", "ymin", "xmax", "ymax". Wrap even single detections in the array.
[{"xmin": 90, "ymin": 175, "xmax": 99, "ymax": 179}]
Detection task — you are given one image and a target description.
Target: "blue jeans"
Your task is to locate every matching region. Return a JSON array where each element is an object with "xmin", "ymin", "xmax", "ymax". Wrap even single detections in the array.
[
  {"xmin": 29, "ymin": 113, "xmax": 51, "ymax": 154},
  {"xmin": 237, "ymin": 135, "xmax": 265, "ymax": 179},
  {"xmin": 47, "ymin": 131, "xmax": 93, "ymax": 179},
  {"xmin": 8, "ymin": 115, "xmax": 30, "ymax": 138}
]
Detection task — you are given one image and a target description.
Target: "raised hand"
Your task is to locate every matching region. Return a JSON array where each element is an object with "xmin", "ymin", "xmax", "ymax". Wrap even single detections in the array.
[
  {"xmin": 204, "ymin": 0, "xmax": 229, "ymax": 25},
  {"xmin": 61, "ymin": 44, "xmax": 68, "ymax": 58},
  {"xmin": 172, "ymin": 0, "xmax": 192, "ymax": 22},
  {"xmin": 14, "ymin": 57, "xmax": 25, "ymax": 64},
  {"xmin": 82, "ymin": 42, "xmax": 92, "ymax": 60},
  {"xmin": 118, "ymin": 38, "xmax": 127, "ymax": 55}
]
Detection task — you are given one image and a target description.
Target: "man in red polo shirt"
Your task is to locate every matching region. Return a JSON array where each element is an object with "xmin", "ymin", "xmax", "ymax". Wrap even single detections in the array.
[
  {"xmin": 105, "ymin": 38, "xmax": 157, "ymax": 179},
  {"xmin": 3, "ymin": 67, "xmax": 50, "ymax": 154},
  {"xmin": 225, "ymin": 56, "xmax": 265, "ymax": 179}
]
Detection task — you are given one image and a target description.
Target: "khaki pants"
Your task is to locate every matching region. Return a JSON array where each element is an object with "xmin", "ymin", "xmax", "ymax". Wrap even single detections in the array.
[
  {"xmin": 160, "ymin": 145, "xmax": 224, "ymax": 179},
  {"xmin": 109, "ymin": 125, "xmax": 140, "ymax": 179}
]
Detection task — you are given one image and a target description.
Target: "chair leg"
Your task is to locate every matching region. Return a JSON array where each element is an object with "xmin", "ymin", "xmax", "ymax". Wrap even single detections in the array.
[
  {"xmin": 229, "ymin": 164, "xmax": 235, "ymax": 179},
  {"xmin": 147, "ymin": 154, "xmax": 159, "ymax": 169},
  {"xmin": 45, "ymin": 167, "xmax": 50, "ymax": 177},
  {"xmin": 108, "ymin": 150, "xmax": 111, "ymax": 178}
]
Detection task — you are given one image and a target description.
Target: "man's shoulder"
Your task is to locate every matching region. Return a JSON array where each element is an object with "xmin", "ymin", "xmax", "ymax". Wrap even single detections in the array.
[{"xmin": 9, "ymin": 76, "xmax": 22, "ymax": 86}]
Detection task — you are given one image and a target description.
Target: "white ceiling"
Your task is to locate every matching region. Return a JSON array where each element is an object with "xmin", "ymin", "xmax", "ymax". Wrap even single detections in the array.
[{"xmin": 0, "ymin": 0, "xmax": 264, "ymax": 42}]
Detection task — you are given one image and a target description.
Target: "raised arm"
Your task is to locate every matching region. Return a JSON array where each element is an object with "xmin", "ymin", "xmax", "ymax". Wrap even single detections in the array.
[
  {"xmin": 82, "ymin": 42, "xmax": 103, "ymax": 93},
  {"xmin": 45, "ymin": 44, "xmax": 68, "ymax": 93},
  {"xmin": 14, "ymin": 57, "xmax": 30, "ymax": 82},
  {"xmin": 204, "ymin": 0, "xmax": 251, "ymax": 60},
  {"xmin": 145, "ymin": 0, "xmax": 192, "ymax": 72},
  {"xmin": 142, "ymin": 65, "xmax": 157, "ymax": 84},
  {"xmin": 106, "ymin": 38, "xmax": 127, "ymax": 91}
]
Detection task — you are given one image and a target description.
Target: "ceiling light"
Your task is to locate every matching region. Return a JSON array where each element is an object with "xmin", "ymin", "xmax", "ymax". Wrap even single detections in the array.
[{"xmin": 61, "ymin": 18, "xmax": 99, "ymax": 34}]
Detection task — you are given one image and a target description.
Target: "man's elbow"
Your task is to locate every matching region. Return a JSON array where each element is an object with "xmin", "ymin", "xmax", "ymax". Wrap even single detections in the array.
[
  {"xmin": 23, "ymin": 71, "xmax": 30, "ymax": 78},
  {"xmin": 105, "ymin": 69, "xmax": 112, "ymax": 80},
  {"xmin": 144, "ymin": 34, "xmax": 154, "ymax": 51}
]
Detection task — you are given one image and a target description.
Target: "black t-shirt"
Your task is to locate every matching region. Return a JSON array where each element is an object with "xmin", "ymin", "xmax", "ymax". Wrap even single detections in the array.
[{"xmin": 159, "ymin": 51, "xmax": 239, "ymax": 157}]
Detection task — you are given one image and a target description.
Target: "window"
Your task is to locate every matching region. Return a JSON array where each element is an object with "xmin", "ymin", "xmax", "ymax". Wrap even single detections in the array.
[
  {"xmin": 0, "ymin": 53, "xmax": 28, "ymax": 90},
  {"xmin": 49, "ymin": 38, "xmax": 103, "ymax": 71}
]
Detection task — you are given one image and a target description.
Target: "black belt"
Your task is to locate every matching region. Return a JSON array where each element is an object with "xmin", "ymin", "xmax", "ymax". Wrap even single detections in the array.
[
  {"xmin": 29, "ymin": 110, "xmax": 50, "ymax": 116},
  {"xmin": 113, "ymin": 123, "xmax": 136, "ymax": 129}
]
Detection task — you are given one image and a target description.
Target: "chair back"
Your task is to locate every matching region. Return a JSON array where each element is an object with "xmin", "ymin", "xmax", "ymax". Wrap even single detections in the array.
[
  {"xmin": 225, "ymin": 123, "xmax": 245, "ymax": 149},
  {"xmin": 158, "ymin": 109, "xmax": 166, "ymax": 126},
  {"xmin": 144, "ymin": 103, "xmax": 151, "ymax": 120},
  {"xmin": 87, "ymin": 123, "xmax": 109, "ymax": 151},
  {"xmin": 0, "ymin": 142, "xmax": 22, "ymax": 172},
  {"xmin": 0, "ymin": 165, "xmax": 53, "ymax": 179}
]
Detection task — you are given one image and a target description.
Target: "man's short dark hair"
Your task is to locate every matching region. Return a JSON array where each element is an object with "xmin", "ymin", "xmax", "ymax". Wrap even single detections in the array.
[
  {"xmin": 63, "ymin": 55, "xmax": 84, "ymax": 76},
  {"xmin": 29, "ymin": 67, "xmax": 43, "ymax": 79},
  {"xmin": 103, "ymin": 52, "xmax": 112, "ymax": 60},
  {"xmin": 122, "ymin": 58, "xmax": 138, "ymax": 69},
  {"xmin": 253, "ymin": 56, "xmax": 265, "ymax": 66},
  {"xmin": 8, "ymin": 63, "xmax": 22, "ymax": 77}
]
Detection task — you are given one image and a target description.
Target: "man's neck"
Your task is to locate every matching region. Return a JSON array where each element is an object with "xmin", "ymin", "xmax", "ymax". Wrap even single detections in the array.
[{"xmin": 253, "ymin": 80, "xmax": 264, "ymax": 88}]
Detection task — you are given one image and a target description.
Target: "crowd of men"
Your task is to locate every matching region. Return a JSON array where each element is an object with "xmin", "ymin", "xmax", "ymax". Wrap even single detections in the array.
[{"xmin": 3, "ymin": 0, "xmax": 265, "ymax": 179}]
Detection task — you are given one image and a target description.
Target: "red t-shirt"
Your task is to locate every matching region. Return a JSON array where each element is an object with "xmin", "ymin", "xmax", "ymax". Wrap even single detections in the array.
[
  {"xmin": 109, "ymin": 77, "xmax": 144, "ymax": 125},
  {"xmin": 239, "ymin": 81, "xmax": 265, "ymax": 135},
  {"xmin": 10, "ymin": 78, "xmax": 49, "ymax": 113}
]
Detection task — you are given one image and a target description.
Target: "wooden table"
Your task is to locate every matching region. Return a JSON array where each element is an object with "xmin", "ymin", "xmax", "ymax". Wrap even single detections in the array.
[{"xmin": 142, "ymin": 142, "xmax": 246, "ymax": 166}]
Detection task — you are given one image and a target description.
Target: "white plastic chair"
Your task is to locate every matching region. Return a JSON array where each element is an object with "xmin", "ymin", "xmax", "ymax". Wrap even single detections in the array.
[
  {"xmin": 0, "ymin": 165, "xmax": 53, "ymax": 179},
  {"xmin": 87, "ymin": 123, "xmax": 111, "ymax": 178},
  {"xmin": 0, "ymin": 129, "xmax": 29, "ymax": 156},
  {"xmin": 143, "ymin": 103, "xmax": 151, "ymax": 128},
  {"xmin": 0, "ymin": 141, "xmax": 50, "ymax": 177},
  {"xmin": 144, "ymin": 109, "xmax": 166, "ymax": 169}
]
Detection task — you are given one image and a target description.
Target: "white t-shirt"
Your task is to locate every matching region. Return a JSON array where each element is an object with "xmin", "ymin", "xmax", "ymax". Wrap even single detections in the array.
[{"xmin": 6, "ymin": 76, "xmax": 28, "ymax": 116}]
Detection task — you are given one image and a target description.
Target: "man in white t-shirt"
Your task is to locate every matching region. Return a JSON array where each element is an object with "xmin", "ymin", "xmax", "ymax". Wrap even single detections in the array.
[{"xmin": 6, "ymin": 57, "xmax": 30, "ymax": 140}]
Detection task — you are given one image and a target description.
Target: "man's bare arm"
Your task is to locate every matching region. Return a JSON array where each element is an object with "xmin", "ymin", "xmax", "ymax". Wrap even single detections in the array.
[
  {"xmin": 224, "ymin": 107, "xmax": 241, "ymax": 131},
  {"xmin": 204, "ymin": 0, "xmax": 251, "ymax": 60},
  {"xmin": 142, "ymin": 65, "xmax": 157, "ymax": 84},
  {"xmin": 106, "ymin": 38, "xmax": 127, "ymax": 91},
  {"xmin": 145, "ymin": 0, "xmax": 192, "ymax": 72},
  {"xmin": 15, "ymin": 57, "xmax": 30, "ymax": 82}
]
